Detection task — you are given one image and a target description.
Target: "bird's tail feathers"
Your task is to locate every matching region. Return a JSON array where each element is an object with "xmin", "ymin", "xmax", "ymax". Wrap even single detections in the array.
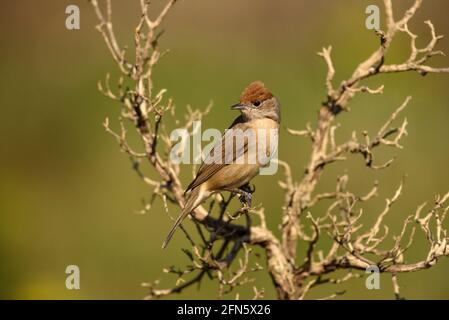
[{"xmin": 162, "ymin": 188, "xmax": 202, "ymax": 249}]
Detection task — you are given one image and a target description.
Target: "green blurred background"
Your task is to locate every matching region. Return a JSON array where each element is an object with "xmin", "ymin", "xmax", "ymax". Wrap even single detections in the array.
[{"xmin": 0, "ymin": 0, "xmax": 448, "ymax": 299}]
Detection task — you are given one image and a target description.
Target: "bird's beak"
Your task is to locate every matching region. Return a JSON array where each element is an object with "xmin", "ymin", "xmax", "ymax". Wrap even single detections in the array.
[{"xmin": 231, "ymin": 103, "xmax": 245, "ymax": 110}]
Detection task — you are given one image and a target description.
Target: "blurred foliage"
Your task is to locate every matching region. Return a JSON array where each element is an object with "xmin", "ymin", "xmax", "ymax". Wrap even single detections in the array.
[{"xmin": 0, "ymin": 0, "xmax": 448, "ymax": 299}]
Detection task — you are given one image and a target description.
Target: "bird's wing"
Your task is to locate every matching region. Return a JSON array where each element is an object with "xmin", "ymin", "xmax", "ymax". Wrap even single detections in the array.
[{"xmin": 186, "ymin": 118, "xmax": 249, "ymax": 192}]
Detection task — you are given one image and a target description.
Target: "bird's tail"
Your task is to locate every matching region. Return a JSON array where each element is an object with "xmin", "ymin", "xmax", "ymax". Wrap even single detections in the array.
[{"xmin": 162, "ymin": 188, "xmax": 202, "ymax": 249}]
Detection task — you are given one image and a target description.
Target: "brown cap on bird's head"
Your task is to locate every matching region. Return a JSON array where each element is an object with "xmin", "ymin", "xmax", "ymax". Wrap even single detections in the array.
[
  {"xmin": 232, "ymin": 80, "xmax": 280, "ymax": 122},
  {"xmin": 239, "ymin": 81, "xmax": 273, "ymax": 104}
]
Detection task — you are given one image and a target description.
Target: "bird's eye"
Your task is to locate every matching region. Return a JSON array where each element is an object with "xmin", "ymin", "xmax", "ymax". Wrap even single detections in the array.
[{"xmin": 253, "ymin": 101, "xmax": 261, "ymax": 107}]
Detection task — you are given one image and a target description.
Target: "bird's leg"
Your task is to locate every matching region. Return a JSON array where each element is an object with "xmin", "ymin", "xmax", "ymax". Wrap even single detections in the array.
[
  {"xmin": 239, "ymin": 183, "xmax": 256, "ymax": 207},
  {"xmin": 223, "ymin": 183, "xmax": 255, "ymax": 208}
]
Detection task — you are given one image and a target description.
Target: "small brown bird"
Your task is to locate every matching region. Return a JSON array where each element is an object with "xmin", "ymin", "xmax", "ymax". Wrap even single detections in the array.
[{"xmin": 162, "ymin": 81, "xmax": 280, "ymax": 248}]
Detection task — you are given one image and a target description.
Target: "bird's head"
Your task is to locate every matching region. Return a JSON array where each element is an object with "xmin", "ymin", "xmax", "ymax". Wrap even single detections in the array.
[{"xmin": 231, "ymin": 81, "xmax": 280, "ymax": 123}]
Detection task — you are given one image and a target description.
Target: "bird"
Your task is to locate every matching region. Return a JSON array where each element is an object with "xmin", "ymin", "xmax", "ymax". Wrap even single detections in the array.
[{"xmin": 162, "ymin": 81, "xmax": 281, "ymax": 249}]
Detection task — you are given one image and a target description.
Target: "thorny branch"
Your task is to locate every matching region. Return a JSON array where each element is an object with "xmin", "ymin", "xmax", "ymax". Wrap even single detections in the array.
[{"xmin": 91, "ymin": 0, "xmax": 449, "ymax": 300}]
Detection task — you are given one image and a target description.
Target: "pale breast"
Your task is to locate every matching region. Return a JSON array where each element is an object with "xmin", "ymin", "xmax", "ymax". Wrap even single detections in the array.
[{"xmin": 247, "ymin": 119, "xmax": 279, "ymax": 167}]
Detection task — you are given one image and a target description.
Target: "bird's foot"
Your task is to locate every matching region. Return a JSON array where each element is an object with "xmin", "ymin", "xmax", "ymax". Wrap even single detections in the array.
[
  {"xmin": 239, "ymin": 184, "xmax": 256, "ymax": 207},
  {"xmin": 238, "ymin": 190, "xmax": 252, "ymax": 208},
  {"xmin": 222, "ymin": 187, "xmax": 252, "ymax": 208}
]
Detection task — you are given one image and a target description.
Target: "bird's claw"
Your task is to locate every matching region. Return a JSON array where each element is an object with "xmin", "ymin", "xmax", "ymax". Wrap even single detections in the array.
[
  {"xmin": 238, "ymin": 184, "xmax": 254, "ymax": 207},
  {"xmin": 224, "ymin": 185, "xmax": 255, "ymax": 208},
  {"xmin": 238, "ymin": 191, "xmax": 252, "ymax": 208}
]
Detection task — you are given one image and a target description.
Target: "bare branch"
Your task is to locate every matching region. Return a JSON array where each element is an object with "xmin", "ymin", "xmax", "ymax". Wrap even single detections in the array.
[{"xmin": 92, "ymin": 0, "xmax": 449, "ymax": 300}]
